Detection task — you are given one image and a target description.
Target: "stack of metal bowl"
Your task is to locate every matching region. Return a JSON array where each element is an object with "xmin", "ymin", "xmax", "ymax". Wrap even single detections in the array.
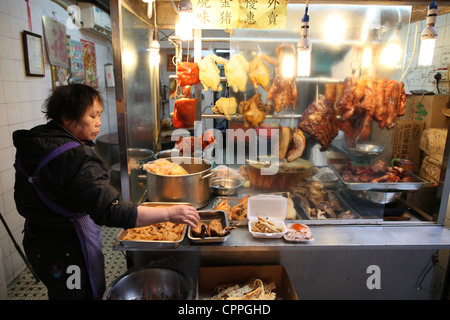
[
  {"xmin": 211, "ymin": 177, "xmax": 242, "ymax": 196},
  {"xmin": 103, "ymin": 268, "xmax": 195, "ymax": 300}
]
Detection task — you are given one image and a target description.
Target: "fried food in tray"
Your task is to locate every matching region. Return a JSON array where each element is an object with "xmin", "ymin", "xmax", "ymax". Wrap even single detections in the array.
[
  {"xmin": 188, "ymin": 210, "xmax": 235, "ymax": 243},
  {"xmin": 251, "ymin": 215, "xmax": 284, "ymax": 233},
  {"xmin": 191, "ymin": 219, "xmax": 236, "ymax": 238},
  {"xmin": 117, "ymin": 202, "xmax": 190, "ymax": 248},
  {"xmin": 205, "ymin": 278, "xmax": 276, "ymax": 300},
  {"xmin": 122, "ymin": 222, "xmax": 185, "ymax": 241}
]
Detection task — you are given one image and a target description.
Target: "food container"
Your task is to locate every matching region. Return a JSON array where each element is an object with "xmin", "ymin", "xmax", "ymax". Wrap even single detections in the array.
[
  {"xmin": 146, "ymin": 157, "xmax": 214, "ymax": 208},
  {"xmin": 212, "ymin": 192, "xmax": 298, "ymax": 227},
  {"xmin": 116, "ymin": 202, "xmax": 190, "ymax": 249},
  {"xmin": 188, "ymin": 210, "xmax": 231, "ymax": 244},
  {"xmin": 350, "ymin": 190, "xmax": 403, "ymax": 204},
  {"xmin": 103, "ymin": 267, "xmax": 195, "ymax": 300},
  {"xmin": 211, "ymin": 177, "xmax": 242, "ymax": 196},
  {"xmin": 247, "ymin": 156, "xmax": 313, "ymax": 192},
  {"xmin": 247, "ymin": 195, "xmax": 287, "ymax": 239}
]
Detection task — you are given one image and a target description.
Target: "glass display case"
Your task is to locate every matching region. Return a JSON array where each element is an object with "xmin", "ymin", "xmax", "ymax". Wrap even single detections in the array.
[
  {"xmin": 109, "ymin": 0, "xmax": 450, "ymax": 300},
  {"xmin": 110, "ymin": 1, "xmax": 450, "ymax": 224}
]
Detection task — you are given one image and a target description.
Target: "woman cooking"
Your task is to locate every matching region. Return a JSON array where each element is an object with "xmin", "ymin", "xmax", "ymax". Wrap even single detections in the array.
[{"xmin": 13, "ymin": 83, "xmax": 199, "ymax": 300}]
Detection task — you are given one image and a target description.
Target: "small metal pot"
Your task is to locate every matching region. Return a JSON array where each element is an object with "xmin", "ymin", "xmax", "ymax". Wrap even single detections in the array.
[
  {"xmin": 128, "ymin": 148, "xmax": 155, "ymax": 164},
  {"xmin": 146, "ymin": 157, "xmax": 214, "ymax": 208},
  {"xmin": 211, "ymin": 177, "xmax": 242, "ymax": 196}
]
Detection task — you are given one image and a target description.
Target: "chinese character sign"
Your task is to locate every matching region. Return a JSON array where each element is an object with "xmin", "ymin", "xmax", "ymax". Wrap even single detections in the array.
[
  {"xmin": 193, "ymin": 0, "xmax": 240, "ymax": 29},
  {"xmin": 238, "ymin": 0, "xmax": 287, "ymax": 29},
  {"xmin": 192, "ymin": 0, "xmax": 286, "ymax": 30},
  {"xmin": 42, "ymin": 16, "xmax": 69, "ymax": 68}
]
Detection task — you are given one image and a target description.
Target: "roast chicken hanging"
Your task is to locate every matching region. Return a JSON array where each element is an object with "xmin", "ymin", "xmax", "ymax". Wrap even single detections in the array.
[
  {"xmin": 224, "ymin": 54, "xmax": 249, "ymax": 92},
  {"xmin": 266, "ymin": 43, "xmax": 298, "ymax": 113},
  {"xmin": 249, "ymin": 54, "xmax": 272, "ymax": 91},
  {"xmin": 198, "ymin": 54, "xmax": 228, "ymax": 91}
]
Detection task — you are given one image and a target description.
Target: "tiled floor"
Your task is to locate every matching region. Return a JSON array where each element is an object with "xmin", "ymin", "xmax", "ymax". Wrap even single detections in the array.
[{"xmin": 6, "ymin": 227, "xmax": 128, "ymax": 300}]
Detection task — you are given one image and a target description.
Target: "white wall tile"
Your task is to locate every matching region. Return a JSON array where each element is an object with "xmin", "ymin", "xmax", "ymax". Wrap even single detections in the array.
[
  {"xmin": 20, "ymin": 100, "xmax": 34, "ymax": 122},
  {"xmin": 0, "ymin": 36, "xmax": 14, "ymax": 60},
  {"xmin": 7, "ymin": 0, "xmax": 27, "ymax": 21},
  {"xmin": 0, "ymin": 147, "xmax": 13, "ymax": 170},
  {"xmin": 17, "ymin": 81, "xmax": 31, "ymax": 102},
  {"xmin": 0, "ymin": 83, "xmax": 4, "ymax": 104},
  {"xmin": 0, "ymin": 127, "xmax": 11, "ymax": 150},
  {"xmin": 6, "ymin": 102, "xmax": 22, "ymax": 124},
  {"xmin": 0, "ymin": 13, "xmax": 12, "ymax": 38},
  {"xmin": 0, "ymin": 0, "xmax": 8, "ymax": 15},
  {"xmin": 7, "ymin": 16, "xmax": 27, "ymax": 41},
  {"xmin": 3, "ymin": 82, "xmax": 19, "ymax": 103},
  {"xmin": 0, "ymin": 59, "xmax": 17, "ymax": 81},
  {"xmin": 0, "ymin": 169, "xmax": 15, "ymax": 194}
]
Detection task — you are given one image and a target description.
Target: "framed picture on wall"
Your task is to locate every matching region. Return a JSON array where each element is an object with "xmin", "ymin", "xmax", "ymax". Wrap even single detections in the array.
[{"xmin": 22, "ymin": 31, "xmax": 45, "ymax": 77}]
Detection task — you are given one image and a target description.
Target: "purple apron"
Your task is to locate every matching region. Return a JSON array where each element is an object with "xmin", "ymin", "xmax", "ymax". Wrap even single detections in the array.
[{"xmin": 15, "ymin": 142, "xmax": 106, "ymax": 299}]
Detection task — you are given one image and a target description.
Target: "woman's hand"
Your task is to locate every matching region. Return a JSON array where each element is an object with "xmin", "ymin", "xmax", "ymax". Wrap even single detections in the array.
[
  {"xmin": 166, "ymin": 205, "xmax": 200, "ymax": 228},
  {"xmin": 135, "ymin": 204, "xmax": 200, "ymax": 228}
]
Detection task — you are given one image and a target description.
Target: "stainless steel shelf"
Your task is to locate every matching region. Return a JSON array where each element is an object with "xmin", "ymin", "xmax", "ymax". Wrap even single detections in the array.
[{"xmin": 201, "ymin": 114, "xmax": 302, "ymax": 120}]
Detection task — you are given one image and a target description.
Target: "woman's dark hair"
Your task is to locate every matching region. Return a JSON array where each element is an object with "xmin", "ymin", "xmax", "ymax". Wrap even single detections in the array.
[{"xmin": 43, "ymin": 84, "xmax": 103, "ymax": 124}]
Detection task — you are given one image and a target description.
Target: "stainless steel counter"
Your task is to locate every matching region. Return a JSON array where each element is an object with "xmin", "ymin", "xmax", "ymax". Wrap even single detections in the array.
[{"xmin": 113, "ymin": 224, "xmax": 450, "ymax": 251}]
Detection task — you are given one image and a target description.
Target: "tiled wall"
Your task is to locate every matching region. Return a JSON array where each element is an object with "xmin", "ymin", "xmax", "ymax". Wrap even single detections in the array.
[
  {"xmin": 0, "ymin": 0, "xmax": 116, "ymax": 298},
  {"xmin": 403, "ymin": 12, "xmax": 450, "ymax": 94}
]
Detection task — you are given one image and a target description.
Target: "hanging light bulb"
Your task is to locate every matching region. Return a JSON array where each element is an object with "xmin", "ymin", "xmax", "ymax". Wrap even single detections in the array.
[
  {"xmin": 380, "ymin": 24, "xmax": 401, "ymax": 68},
  {"xmin": 176, "ymin": 0, "xmax": 193, "ymax": 41},
  {"xmin": 418, "ymin": 0, "xmax": 438, "ymax": 66},
  {"xmin": 149, "ymin": 27, "xmax": 160, "ymax": 67},
  {"xmin": 297, "ymin": 3, "xmax": 311, "ymax": 77}
]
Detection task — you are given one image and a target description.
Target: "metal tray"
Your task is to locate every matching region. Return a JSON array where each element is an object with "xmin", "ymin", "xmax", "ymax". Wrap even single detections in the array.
[
  {"xmin": 211, "ymin": 192, "xmax": 299, "ymax": 227},
  {"xmin": 330, "ymin": 166, "xmax": 428, "ymax": 191},
  {"xmin": 293, "ymin": 190, "xmax": 361, "ymax": 220},
  {"xmin": 116, "ymin": 202, "xmax": 192, "ymax": 249},
  {"xmin": 188, "ymin": 210, "xmax": 231, "ymax": 244},
  {"xmin": 116, "ymin": 225, "xmax": 187, "ymax": 249}
]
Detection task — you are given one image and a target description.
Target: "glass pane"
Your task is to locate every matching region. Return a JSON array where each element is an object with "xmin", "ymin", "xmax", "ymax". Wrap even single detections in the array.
[{"xmin": 122, "ymin": 6, "xmax": 159, "ymax": 203}]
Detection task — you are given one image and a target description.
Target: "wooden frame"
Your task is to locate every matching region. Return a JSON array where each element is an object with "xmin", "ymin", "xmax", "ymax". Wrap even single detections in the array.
[{"xmin": 22, "ymin": 30, "xmax": 45, "ymax": 77}]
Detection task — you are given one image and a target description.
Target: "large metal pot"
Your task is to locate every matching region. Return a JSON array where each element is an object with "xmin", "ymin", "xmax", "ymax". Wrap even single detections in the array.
[
  {"xmin": 146, "ymin": 157, "xmax": 214, "ymax": 208},
  {"xmin": 103, "ymin": 267, "xmax": 195, "ymax": 300},
  {"xmin": 155, "ymin": 148, "xmax": 204, "ymax": 159}
]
